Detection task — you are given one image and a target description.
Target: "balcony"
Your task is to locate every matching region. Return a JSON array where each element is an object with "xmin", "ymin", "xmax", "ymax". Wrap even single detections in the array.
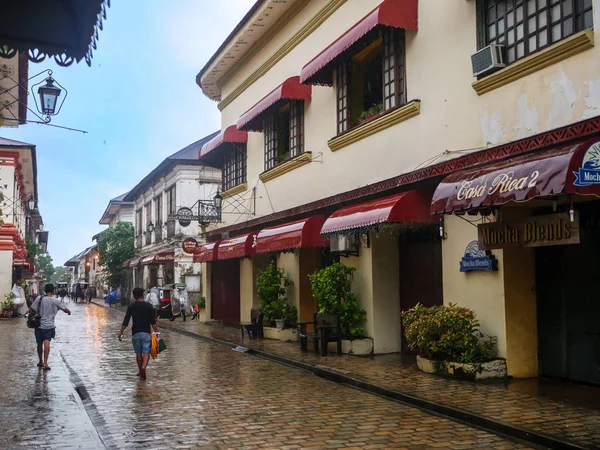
[{"xmin": 167, "ymin": 220, "xmax": 176, "ymax": 238}]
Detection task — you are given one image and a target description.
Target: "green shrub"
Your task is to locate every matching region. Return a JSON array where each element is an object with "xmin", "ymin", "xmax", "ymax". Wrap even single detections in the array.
[
  {"xmin": 256, "ymin": 261, "xmax": 297, "ymax": 328},
  {"xmin": 401, "ymin": 303, "xmax": 498, "ymax": 363},
  {"xmin": 309, "ymin": 263, "xmax": 366, "ymax": 340}
]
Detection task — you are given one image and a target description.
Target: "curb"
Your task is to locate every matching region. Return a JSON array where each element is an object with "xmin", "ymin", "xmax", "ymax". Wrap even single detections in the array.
[{"xmin": 90, "ymin": 301, "xmax": 590, "ymax": 450}]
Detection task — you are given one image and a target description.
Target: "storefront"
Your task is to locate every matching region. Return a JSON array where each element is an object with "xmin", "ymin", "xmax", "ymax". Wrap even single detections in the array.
[{"xmin": 432, "ymin": 138, "xmax": 600, "ymax": 384}]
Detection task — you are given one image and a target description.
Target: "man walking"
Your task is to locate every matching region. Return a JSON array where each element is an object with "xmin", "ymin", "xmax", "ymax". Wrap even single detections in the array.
[
  {"xmin": 118, "ymin": 288, "xmax": 158, "ymax": 380},
  {"xmin": 30, "ymin": 284, "xmax": 71, "ymax": 370}
]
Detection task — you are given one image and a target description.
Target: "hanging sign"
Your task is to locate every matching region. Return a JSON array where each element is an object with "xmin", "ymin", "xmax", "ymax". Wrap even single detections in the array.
[
  {"xmin": 460, "ymin": 241, "xmax": 498, "ymax": 272},
  {"xmin": 573, "ymin": 141, "xmax": 600, "ymax": 187},
  {"xmin": 478, "ymin": 212, "xmax": 580, "ymax": 250},
  {"xmin": 182, "ymin": 238, "xmax": 200, "ymax": 254}
]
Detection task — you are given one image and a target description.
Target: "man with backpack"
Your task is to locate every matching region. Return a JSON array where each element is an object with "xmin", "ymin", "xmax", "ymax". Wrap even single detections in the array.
[{"xmin": 30, "ymin": 284, "xmax": 71, "ymax": 370}]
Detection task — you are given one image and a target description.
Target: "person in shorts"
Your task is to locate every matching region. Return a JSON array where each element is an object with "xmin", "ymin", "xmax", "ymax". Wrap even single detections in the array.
[
  {"xmin": 30, "ymin": 284, "xmax": 71, "ymax": 370},
  {"xmin": 118, "ymin": 288, "xmax": 158, "ymax": 379}
]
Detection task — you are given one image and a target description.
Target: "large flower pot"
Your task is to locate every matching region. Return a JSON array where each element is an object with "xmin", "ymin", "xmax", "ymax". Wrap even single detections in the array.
[{"xmin": 416, "ymin": 355, "xmax": 507, "ymax": 381}]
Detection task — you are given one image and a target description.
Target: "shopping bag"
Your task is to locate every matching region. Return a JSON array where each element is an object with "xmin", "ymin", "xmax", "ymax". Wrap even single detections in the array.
[
  {"xmin": 158, "ymin": 337, "xmax": 167, "ymax": 353},
  {"xmin": 150, "ymin": 333, "xmax": 159, "ymax": 359}
]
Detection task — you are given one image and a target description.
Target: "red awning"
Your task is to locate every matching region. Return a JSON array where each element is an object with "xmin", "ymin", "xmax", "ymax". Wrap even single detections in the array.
[
  {"xmin": 255, "ymin": 216, "xmax": 329, "ymax": 254},
  {"xmin": 193, "ymin": 241, "xmax": 221, "ymax": 263},
  {"xmin": 141, "ymin": 251, "xmax": 175, "ymax": 265},
  {"xmin": 199, "ymin": 125, "xmax": 248, "ymax": 159},
  {"xmin": 321, "ymin": 189, "xmax": 435, "ymax": 235},
  {"xmin": 217, "ymin": 232, "xmax": 258, "ymax": 260},
  {"xmin": 13, "ymin": 257, "xmax": 34, "ymax": 271},
  {"xmin": 300, "ymin": 0, "xmax": 418, "ymax": 86},
  {"xmin": 237, "ymin": 76, "xmax": 312, "ymax": 132},
  {"xmin": 431, "ymin": 139, "xmax": 600, "ymax": 214}
]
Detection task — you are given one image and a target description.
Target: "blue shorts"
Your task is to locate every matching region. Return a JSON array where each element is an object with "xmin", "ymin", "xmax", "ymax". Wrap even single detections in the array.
[
  {"xmin": 132, "ymin": 332, "xmax": 151, "ymax": 355},
  {"xmin": 35, "ymin": 328, "xmax": 56, "ymax": 344}
]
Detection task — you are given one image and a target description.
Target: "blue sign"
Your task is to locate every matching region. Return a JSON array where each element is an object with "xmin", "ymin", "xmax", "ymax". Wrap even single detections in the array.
[
  {"xmin": 574, "ymin": 141, "xmax": 600, "ymax": 187},
  {"xmin": 460, "ymin": 241, "xmax": 498, "ymax": 272}
]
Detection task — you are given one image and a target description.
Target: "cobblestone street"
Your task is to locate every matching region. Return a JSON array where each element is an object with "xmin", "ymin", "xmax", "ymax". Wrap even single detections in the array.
[{"xmin": 0, "ymin": 302, "xmax": 538, "ymax": 449}]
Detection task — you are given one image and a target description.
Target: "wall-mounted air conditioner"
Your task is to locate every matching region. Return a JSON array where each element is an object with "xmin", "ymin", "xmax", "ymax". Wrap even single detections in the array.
[
  {"xmin": 330, "ymin": 234, "xmax": 359, "ymax": 256},
  {"xmin": 471, "ymin": 44, "xmax": 505, "ymax": 77}
]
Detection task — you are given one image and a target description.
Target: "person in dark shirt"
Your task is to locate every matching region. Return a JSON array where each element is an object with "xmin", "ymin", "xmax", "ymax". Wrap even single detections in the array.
[{"xmin": 118, "ymin": 288, "xmax": 158, "ymax": 379}]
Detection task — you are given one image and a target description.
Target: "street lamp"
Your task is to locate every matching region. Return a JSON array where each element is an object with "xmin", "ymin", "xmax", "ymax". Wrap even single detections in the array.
[
  {"xmin": 27, "ymin": 195, "xmax": 35, "ymax": 211},
  {"xmin": 38, "ymin": 76, "xmax": 62, "ymax": 115},
  {"xmin": 146, "ymin": 221, "xmax": 155, "ymax": 233}
]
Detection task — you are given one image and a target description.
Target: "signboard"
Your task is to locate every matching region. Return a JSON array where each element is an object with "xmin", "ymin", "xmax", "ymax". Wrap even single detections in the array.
[
  {"xmin": 573, "ymin": 141, "xmax": 600, "ymax": 187},
  {"xmin": 460, "ymin": 241, "xmax": 498, "ymax": 272},
  {"xmin": 478, "ymin": 213, "xmax": 580, "ymax": 250},
  {"xmin": 182, "ymin": 238, "xmax": 200, "ymax": 255}
]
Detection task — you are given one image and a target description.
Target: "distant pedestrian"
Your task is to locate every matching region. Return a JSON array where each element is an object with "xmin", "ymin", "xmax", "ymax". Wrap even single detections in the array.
[
  {"xmin": 118, "ymin": 288, "xmax": 159, "ymax": 380},
  {"xmin": 30, "ymin": 284, "xmax": 72, "ymax": 370}
]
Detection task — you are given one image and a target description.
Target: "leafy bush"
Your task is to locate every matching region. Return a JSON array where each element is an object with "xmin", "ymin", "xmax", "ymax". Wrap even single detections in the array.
[
  {"xmin": 309, "ymin": 263, "xmax": 366, "ymax": 340},
  {"xmin": 256, "ymin": 261, "xmax": 297, "ymax": 328},
  {"xmin": 401, "ymin": 303, "xmax": 498, "ymax": 363}
]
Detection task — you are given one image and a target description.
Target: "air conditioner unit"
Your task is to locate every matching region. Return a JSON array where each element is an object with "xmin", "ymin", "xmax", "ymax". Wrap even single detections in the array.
[
  {"xmin": 330, "ymin": 234, "xmax": 359, "ymax": 256},
  {"xmin": 471, "ymin": 44, "xmax": 505, "ymax": 77}
]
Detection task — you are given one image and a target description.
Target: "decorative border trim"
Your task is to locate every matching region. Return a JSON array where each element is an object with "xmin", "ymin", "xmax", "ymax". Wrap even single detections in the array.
[
  {"xmin": 206, "ymin": 114, "xmax": 600, "ymax": 238},
  {"xmin": 472, "ymin": 30, "xmax": 595, "ymax": 96},
  {"xmin": 222, "ymin": 183, "xmax": 248, "ymax": 198},
  {"xmin": 328, "ymin": 101, "xmax": 421, "ymax": 152},
  {"xmin": 259, "ymin": 152, "xmax": 312, "ymax": 183},
  {"xmin": 218, "ymin": 0, "xmax": 349, "ymax": 111}
]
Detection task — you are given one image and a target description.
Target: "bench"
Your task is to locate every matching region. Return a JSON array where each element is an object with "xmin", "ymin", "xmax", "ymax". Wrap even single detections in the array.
[
  {"xmin": 298, "ymin": 313, "xmax": 342, "ymax": 356},
  {"xmin": 240, "ymin": 309, "xmax": 264, "ymax": 339}
]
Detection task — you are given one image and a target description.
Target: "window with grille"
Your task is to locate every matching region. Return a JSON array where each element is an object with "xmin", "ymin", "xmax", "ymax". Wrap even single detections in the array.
[
  {"xmin": 336, "ymin": 28, "xmax": 406, "ymax": 134},
  {"xmin": 264, "ymin": 101, "xmax": 305, "ymax": 172},
  {"xmin": 223, "ymin": 145, "xmax": 247, "ymax": 191},
  {"xmin": 484, "ymin": 0, "xmax": 593, "ymax": 64},
  {"xmin": 165, "ymin": 185, "xmax": 176, "ymax": 216}
]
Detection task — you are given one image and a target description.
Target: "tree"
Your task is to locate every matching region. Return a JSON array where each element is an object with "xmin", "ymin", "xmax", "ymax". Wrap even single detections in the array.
[{"xmin": 98, "ymin": 221, "xmax": 134, "ymax": 288}]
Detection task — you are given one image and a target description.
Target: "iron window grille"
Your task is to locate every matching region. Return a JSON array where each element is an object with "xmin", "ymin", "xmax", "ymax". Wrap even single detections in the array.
[
  {"xmin": 264, "ymin": 100, "xmax": 305, "ymax": 172},
  {"xmin": 336, "ymin": 28, "xmax": 406, "ymax": 134},
  {"xmin": 483, "ymin": 0, "xmax": 593, "ymax": 64}
]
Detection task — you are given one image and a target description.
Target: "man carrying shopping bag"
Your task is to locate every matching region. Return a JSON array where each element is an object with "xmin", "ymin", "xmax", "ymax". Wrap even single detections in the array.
[{"xmin": 118, "ymin": 288, "xmax": 159, "ymax": 380}]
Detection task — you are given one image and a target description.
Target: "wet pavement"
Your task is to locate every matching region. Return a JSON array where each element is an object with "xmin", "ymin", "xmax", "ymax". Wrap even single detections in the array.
[{"xmin": 0, "ymin": 301, "xmax": 538, "ymax": 449}]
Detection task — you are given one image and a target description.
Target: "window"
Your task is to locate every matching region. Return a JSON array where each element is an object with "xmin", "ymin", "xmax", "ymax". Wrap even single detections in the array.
[
  {"xmin": 154, "ymin": 195, "xmax": 162, "ymax": 226},
  {"xmin": 166, "ymin": 185, "xmax": 176, "ymax": 217},
  {"xmin": 264, "ymin": 100, "xmax": 305, "ymax": 171},
  {"xmin": 336, "ymin": 28, "xmax": 406, "ymax": 134},
  {"xmin": 135, "ymin": 209, "xmax": 142, "ymax": 236},
  {"xmin": 483, "ymin": 0, "xmax": 593, "ymax": 64},
  {"xmin": 223, "ymin": 146, "xmax": 247, "ymax": 191}
]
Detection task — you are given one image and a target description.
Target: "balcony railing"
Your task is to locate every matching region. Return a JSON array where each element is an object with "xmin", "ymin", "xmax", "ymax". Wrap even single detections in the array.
[
  {"xmin": 136, "ymin": 235, "xmax": 142, "ymax": 248},
  {"xmin": 167, "ymin": 220, "xmax": 176, "ymax": 238},
  {"xmin": 154, "ymin": 225, "xmax": 163, "ymax": 242}
]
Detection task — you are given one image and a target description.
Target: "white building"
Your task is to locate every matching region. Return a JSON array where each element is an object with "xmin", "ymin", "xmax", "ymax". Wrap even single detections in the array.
[{"xmin": 124, "ymin": 134, "xmax": 221, "ymax": 298}]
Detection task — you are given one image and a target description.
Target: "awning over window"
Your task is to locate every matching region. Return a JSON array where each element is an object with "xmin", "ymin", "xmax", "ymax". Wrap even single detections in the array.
[
  {"xmin": 141, "ymin": 251, "xmax": 175, "ymax": 265},
  {"xmin": 13, "ymin": 257, "xmax": 34, "ymax": 271},
  {"xmin": 237, "ymin": 76, "xmax": 312, "ymax": 132},
  {"xmin": 193, "ymin": 242, "xmax": 221, "ymax": 263},
  {"xmin": 255, "ymin": 216, "xmax": 329, "ymax": 254},
  {"xmin": 199, "ymin": 125, "xmax": 248, "ymax": 160},
  {"xmin": 431, "ymin": 140, "xmax": 600, "ymax": 214},
  {"xmin": 300, "ymin": 0, "xmax": 418, "ymax": 86},
  {"xmin": 217, "ymin": 232, "xmax": 258, "ymax": 260},
  {"xmin": 321, "ymin": 189, "xmax": 435, "ymax": 235}
]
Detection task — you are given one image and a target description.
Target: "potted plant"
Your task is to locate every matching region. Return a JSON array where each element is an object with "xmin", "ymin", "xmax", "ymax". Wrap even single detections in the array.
[
  {"xmin": 309, "ymin": 263, "xmax": 370, "ymax": 355},
  {"xmin": 256, "ymin": 261, "xmax": 297, "ymax": 340},
  {"xmin": 1, "ymin": 292, "xmax": 15, "ymax": 318},
  {"xmin": 401, "ymin": 303, "xmax": 505, "ymax": 381}
]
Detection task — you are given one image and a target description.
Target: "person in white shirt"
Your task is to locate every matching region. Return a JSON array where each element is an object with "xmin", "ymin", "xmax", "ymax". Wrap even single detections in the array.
[{"xmin": 11, "ymin": 277, "xmax": 28, "ymax": 317}]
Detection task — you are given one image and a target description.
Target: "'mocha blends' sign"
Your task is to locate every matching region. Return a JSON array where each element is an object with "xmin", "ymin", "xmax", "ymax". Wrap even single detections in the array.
[
  {"xmin": 460, "ymin": 241, "xmax": 498, "ymax": 272},
  {"xmin": 478, "ymin": 213, "xmax": 580, "ymax": 250}
]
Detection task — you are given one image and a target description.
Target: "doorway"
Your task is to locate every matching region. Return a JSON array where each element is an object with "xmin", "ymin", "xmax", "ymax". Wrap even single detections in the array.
[
  {"xmin": 536, "ymin": 205, "xmax": 600, "ymax": 385},
  {"xmin": 398, "ymin": 226, "xmax": 444, "ymax": 353}
]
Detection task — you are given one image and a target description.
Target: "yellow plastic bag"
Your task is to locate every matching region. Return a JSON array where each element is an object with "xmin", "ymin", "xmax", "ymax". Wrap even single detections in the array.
[{"xmin": 150, "ymin": 333, "xmax": 159, "ymax": 359}]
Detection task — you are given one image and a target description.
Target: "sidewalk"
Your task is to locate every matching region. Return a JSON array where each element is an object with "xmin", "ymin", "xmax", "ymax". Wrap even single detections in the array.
[{"xmin": 92, "ymin": 300, "xmax": 600, "ymax": 449}]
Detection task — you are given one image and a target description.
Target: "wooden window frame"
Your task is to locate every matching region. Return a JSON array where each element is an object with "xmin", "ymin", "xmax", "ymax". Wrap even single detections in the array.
[
  {"xmin": 336, "ymin": 28, "xmax": 406, "ymax": 136},
  {"xmin": 263, "ymin": 101, "xmax": 305, "ymax": 172},
  {"xmin": 482, "ymin": 0, "xmax": 593, "ymax": 64},
  {"xmin": 223, "ymin": 144, "xmax": 247, "ymax": 191}
]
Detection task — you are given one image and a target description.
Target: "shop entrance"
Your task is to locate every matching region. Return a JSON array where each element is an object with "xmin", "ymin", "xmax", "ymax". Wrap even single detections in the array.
[
  {"xmin": 399, "ymin": 226, "xmax": 444, "ymax": 353},
  {"xmin": 211, "ymin": 260, "xmax": 241, "ymax": 325},
  {"xmin": 536, "ymin": 205, "xmax": 600, "ymax": 385}
]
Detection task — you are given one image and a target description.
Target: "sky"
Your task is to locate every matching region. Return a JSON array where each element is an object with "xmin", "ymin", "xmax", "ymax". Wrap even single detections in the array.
[{"xmin": 1, "ymin": 0, "xmax": 255, "ymax": 266}]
